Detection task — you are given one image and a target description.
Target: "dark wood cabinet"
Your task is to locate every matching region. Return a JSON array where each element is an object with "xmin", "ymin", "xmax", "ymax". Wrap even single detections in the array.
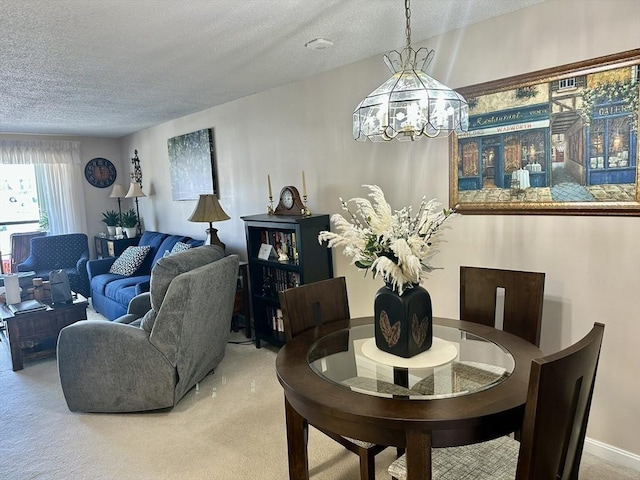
[
  {"xmin": 94, "ymin": 236, "xmax": 139, "ymax": 259},
  {"xmin": 242, "ymin": 214, "xmax": 333, "ymax": 348}
]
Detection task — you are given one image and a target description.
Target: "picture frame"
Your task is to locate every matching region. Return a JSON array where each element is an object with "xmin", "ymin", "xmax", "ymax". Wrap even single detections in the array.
[
  {"xmin": 449, "ymin": 49, "xmax": 640, "ymax": 216},
  {"xmin": 258, "ymin": 243, "xmax": 276, "ymax": 260},
  {"xmin": 167, "ymin": 128, "xmax": 219, "ymax": 201}
]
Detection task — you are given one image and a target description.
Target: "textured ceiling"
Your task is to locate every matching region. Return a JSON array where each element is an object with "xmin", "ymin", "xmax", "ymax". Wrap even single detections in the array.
[{"xmin": 0, "ymin": 0, "xmax": 546, "ymax": 138}]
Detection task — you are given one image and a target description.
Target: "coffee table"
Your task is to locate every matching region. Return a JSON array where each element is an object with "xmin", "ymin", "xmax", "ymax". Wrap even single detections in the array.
[{"xmin": 0, "ymin": 294, "xmax": 88, "ymax": 371}]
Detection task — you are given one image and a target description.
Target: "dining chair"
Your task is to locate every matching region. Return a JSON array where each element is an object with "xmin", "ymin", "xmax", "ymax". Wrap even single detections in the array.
[
  {"xmin": 460, "ymin": 266, "xmax": 545, "ymax": 346},
  {"xmin": 389, "ymin": 322, "xmax": 605, "ymax": 480},
  {"xmin": 278, "ymin": 277, "xmax": 388, "ymax": 480}
]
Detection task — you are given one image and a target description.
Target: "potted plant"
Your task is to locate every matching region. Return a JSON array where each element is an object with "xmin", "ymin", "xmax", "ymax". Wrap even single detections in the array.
[
  {"xmin": 38, "ymin": 210, "xmax": 49, "ymax": 232},
  {"xmin": 121, "ymin": 208, "xmax": 138, "ymax": 238},
  {"xmin": 101, "ymin": 210, "xmax": 119, "ymax": 236}
]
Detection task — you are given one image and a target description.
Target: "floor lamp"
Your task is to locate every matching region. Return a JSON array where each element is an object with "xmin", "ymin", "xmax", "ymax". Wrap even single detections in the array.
[
  {"xmin": 188, "ymin": 194, "xmax": 230, "ymax": 249},
  {"xmin": 125, "ymin": 182, "xmax": 145, "ymax": 235},
  {"xmin": 108, "ymin": 184, "xmax": 127, "ymax": 227}
]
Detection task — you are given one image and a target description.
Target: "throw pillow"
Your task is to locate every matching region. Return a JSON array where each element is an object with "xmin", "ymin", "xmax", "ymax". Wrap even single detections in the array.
[
  {"xmin": 162, "ymin": 241, "xmax": 192, "ymax": 258},
  {"xmin": 171, "ymin": 241, "xmax": 192, "ymax": 254},
  {"xmin": 109, "ymin": 245, "xmax": 151, "ymax": 276}
]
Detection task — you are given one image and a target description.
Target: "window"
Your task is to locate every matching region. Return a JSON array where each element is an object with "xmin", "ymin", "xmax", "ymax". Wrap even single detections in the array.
[
  {"xmin": 0, "ymin": 139, "xmax": 87, "ymax": 236},
  {"xmin": 1, "ymin": 164, "xmax": 41, "ymax": 224},
  {"xmin": 558, "ymin": 78, "xmax": 576, "ymax": 91},
  {"xmin": 0, "ymin": 164, "xmax": 42, "ymax": 273}
]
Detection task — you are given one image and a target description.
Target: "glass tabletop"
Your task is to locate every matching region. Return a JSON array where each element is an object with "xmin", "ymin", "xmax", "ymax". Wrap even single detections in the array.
[{"xmin": 308, "ymin": 323, "xmax": 515, "ymax": 400}]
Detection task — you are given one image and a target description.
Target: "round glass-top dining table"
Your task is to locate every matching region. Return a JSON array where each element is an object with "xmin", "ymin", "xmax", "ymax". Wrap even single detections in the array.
[{"xmin": 276, "ymin": 317, "xmax": 543, "ymax": 480}]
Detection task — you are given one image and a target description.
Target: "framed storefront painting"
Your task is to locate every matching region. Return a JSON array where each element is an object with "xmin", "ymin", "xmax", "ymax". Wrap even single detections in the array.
[{"xmin": 449, "ymin": 49, "xmax": 640, "ymax": 216}]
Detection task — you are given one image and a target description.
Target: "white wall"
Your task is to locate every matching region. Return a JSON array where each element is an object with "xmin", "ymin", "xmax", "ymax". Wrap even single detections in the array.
[{"xmin": 115, "ymin": 0, "xmax": 639, "ymax": 462}]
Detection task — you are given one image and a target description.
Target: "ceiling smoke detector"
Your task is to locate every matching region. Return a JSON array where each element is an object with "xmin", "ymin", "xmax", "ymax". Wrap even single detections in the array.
[{"xmin": 305, "ymin": 38, "xmax": 334, "ymax": 50}]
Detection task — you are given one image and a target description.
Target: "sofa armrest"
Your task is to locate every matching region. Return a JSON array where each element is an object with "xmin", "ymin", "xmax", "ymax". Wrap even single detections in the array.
[
  {"xmin": 17, "ymin": 254, "xmax": 37, "ymax": 272},
  {"xmin": 135, "ymin": 280, "xmax": 150, "ymax": 295},
  {"xmin": 128, "ymin": 292, "xmax": 151, "ymax": 317},
  {"xmin": 77, "ymin": 257, "xmax": 88, "ymax": 274},
  {"xmin": 57, "ymin": 321, "xmax": 176, "ymax": 412},
  {"xmin": 86, "ymin": 257, "xmax": 117, "ymax": 279},
  {"xmin": 113, "ymin": 313, "xmax": 141, "ymax": 325},
  {"xmin": 76, "ymin": 253, "xmax": 90, "ymax": 294},
  {"xmin": 76, "ymin": 250, "xmax": 89, "ymax": 272}
]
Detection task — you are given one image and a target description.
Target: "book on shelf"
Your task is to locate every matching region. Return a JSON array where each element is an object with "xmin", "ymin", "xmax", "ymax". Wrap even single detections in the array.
[
  {"xmin": 266, "ymin": 306, "xmax": 284, "ymax": 332},
  {"xmin": 260, "ymin": 266, "xmax": 300, "ymax": 296},
  {"xmin": 8, "ymin": 299, "xmax": 48, "ymax": 315},
  {"xmin": 258, "ymin": 229, "xmax": 298, "ymax": 264}
]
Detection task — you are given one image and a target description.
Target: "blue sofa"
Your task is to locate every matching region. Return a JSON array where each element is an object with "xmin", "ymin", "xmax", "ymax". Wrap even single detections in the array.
[{"xmin": 87, "ymin": 231, "xmax": 203, "ymax": 320}]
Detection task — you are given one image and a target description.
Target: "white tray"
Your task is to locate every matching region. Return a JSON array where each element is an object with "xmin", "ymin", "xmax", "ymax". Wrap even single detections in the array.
[{"xmin": 361, "ymin": 336, "xmax": 458, "ymax": 369}]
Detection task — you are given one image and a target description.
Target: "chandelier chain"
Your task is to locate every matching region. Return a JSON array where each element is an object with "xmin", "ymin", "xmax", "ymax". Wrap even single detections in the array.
[{"xmin": 405, "ymin": 0, "xmax": 411, "ymax": 48}]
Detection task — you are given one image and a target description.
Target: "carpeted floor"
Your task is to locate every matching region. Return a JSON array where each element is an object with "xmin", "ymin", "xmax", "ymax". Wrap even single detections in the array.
[{"xmin": 0, "ymin": 308, "xmax": 637, "ymax": 480}]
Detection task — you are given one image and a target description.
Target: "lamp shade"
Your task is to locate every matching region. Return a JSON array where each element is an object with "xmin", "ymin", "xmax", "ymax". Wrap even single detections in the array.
[
  {"xmin": 352, "ymin": 0, "xmax": 468, "ymax": 142},
  {"xmin": 188, "ymin": 194, "xmax": 230, "ymax": 223},
  {"xmin": 125, "ymin": 182, "xmax": 146, "ymax": 198},
  {"xmin": 353, "ymin": 47, "xmax": 468, "ymax": 141},
  {"xmin": 108, "ymin": 184, "xmax": 127, "ymax": 198}
]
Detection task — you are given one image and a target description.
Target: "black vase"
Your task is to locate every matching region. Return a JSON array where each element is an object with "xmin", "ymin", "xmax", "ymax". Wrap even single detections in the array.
[{"xmin": 374, "ymin": 283, "xmax": 433, "ymax": 358}]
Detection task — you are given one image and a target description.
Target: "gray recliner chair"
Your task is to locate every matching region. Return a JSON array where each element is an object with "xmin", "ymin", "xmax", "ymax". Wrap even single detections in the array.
[{"xmin": 57, "ymin": 245, "xmax": 239, "ymax": 413}]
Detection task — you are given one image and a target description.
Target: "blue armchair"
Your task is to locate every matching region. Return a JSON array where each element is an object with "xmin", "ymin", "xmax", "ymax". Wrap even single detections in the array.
[{"xmin": 17, "ymin": 233, "xmax": 90, "ymax": 298}]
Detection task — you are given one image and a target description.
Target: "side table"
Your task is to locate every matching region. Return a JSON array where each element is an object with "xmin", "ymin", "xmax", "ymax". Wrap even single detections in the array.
[
  {"xmin": 94, "ymin": 235, "xmax": 139, "ymax": 259},
  {"xmin": 0, "ymin": 295, "xmax": 88, "ymax": 371}
]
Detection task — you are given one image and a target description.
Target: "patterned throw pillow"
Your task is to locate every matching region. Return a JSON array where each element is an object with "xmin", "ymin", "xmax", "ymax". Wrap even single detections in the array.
[
  {"xmin": 171, "ymin": 241, "xmax": 191, "ymax": 254},
  {"xmin": 109, "ymin": 246, "xmax": 151, "ymax": 276},
  {"xmin": 162, "ymin": 241, "xmax": 192, "ymax": 258}
]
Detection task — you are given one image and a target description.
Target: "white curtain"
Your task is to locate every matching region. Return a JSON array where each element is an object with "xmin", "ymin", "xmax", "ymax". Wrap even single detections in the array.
[{"xmin": 0, "ymin": 139, "xmax": 88, "ymax": 234}]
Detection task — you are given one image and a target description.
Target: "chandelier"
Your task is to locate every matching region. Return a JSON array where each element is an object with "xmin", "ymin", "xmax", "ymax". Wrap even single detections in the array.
[{"xmin": 353, "ymin": 0, "xmax": 469, "ymax": 142}]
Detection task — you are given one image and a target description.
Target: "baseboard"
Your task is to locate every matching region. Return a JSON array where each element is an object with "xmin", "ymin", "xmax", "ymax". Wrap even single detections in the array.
[{"xmin": 585, "ymin": 437, "xmax": 640, "ymax": 472}]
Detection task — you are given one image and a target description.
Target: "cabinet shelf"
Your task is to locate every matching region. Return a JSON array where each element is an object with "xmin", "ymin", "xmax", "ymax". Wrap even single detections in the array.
[
  {"xmin": 242, "ymin": 213, "xmax": 333, "ymax": 348},
  {"xmin": 249, "ymin": 258, "xmax": 299, "ymax": 271},
  {"xmin": 257, "ymin": 329, "xmax": 287, "ymax": 348},
  {"xmin": 252, "ymin": 294, "xmax": 280, "ymax": 305}
]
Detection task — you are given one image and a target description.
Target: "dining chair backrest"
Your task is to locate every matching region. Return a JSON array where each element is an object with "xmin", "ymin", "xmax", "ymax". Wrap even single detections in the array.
[
  {"xmin": 516, "ymin": 322, "xmax": 605, "ymax": 480},
  {"xmin": 460, "ymin": 266, "xmax": 545, "ymax": 346},
  {"xmin": 278, "ymin": 277, "xmax": 350, "ymax": 341}
]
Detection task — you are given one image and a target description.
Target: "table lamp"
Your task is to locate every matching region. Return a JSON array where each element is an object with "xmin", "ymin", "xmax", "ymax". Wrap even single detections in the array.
[
  {"xmin": 188, "ymin": 194, "xmax": 230, "ymax": 249},
  {"xmin": 108, "ymin": 184, "xmax": 127, "ymax": 226},
  {"xmin": 125, "ymin": 182, "xmax": 146, "ymax": 235}
]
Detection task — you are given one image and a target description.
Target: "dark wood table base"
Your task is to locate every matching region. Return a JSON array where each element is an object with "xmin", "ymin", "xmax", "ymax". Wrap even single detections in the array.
[
  {"xmin": 285, "ymin": 398, "xmax": 310, "ymax": 479},
  {"xmin": 0, "ymin": 298, "xmax": 88, "ymax": 371}
]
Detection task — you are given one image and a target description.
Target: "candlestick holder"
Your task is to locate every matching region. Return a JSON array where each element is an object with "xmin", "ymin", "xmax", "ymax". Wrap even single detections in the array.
[
  {"xmin": 302, "ymin": 195, "xmax": 312, "ymax": 216},
  {"xmin": 267, "ymin": 196, "xmax": 274, "ymax": 215}
]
